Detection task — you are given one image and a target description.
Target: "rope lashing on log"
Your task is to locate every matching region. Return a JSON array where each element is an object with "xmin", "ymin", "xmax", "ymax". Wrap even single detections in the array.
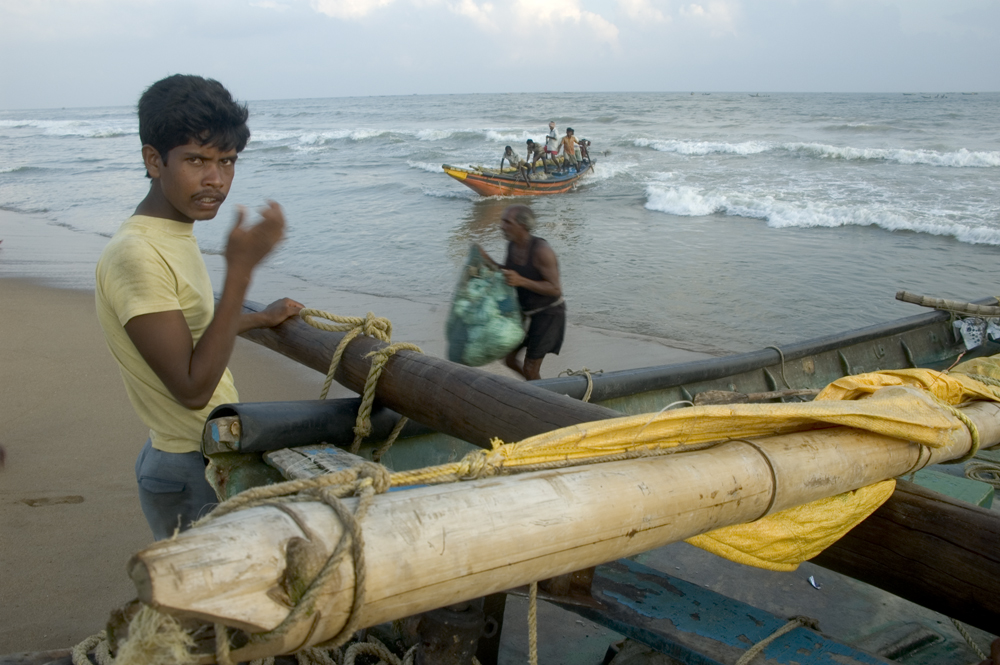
[
  {"xmin": 88, "ymin": 463, "xmax": 392, "ymax": 665},
  {"xmin": 558, "ymin": 367, "xmax": 603, "ymax": 402},
  {"xmin": 300, "ymin": 309, "xmax": 422, "ymax": 458},
  {"xmin": 205, "ymin": 462, "xmax": 391, "ymax": 664}
]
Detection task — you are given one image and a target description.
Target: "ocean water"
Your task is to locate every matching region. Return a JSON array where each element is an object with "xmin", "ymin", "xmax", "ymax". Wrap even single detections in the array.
[{"xmin": 2, "ymin": 92, "xmax": 999, "ymax": 354}]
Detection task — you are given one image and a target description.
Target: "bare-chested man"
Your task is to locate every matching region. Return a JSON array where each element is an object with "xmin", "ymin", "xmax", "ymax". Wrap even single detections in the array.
[
  {"xmin": 525, "ymin": 139, "xmax": 550, "ymax": 174},
  {"xmin": 501, "ymin": 145, "xmax": 532, "ymax": 184}
]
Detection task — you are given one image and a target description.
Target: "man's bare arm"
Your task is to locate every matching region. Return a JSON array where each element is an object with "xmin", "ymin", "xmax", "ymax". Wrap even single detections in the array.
[{"xmin": 124, "ymin": 202, "xmax": 302, "ymax": 409}]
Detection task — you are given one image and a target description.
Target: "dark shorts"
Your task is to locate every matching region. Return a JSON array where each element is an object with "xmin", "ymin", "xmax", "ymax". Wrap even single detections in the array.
[{"xmin": 521, "ymin": 304, "xmax": 566, "ymax": 360}]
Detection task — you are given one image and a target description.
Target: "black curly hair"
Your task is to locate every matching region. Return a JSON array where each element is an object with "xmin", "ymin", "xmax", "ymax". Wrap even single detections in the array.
[{"xmin": 138, "ymin": 74, "xmax": 250, "ymax": 175}]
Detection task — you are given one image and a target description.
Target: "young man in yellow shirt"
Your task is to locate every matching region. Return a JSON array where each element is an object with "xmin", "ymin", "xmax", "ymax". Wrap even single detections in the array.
[{"xmin": 95, "ymin": 75, "xmax": 303, "ymax": 539}]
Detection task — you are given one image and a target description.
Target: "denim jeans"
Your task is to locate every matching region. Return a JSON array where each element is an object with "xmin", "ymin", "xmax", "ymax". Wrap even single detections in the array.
[{"xmin": 135, "ymin": 439, "xmax": 218, "ymax": 540}]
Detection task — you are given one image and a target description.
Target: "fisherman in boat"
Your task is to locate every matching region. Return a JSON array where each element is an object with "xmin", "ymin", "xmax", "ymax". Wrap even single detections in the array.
[
  {"xmin": 578, "ymin": 138, "xmax": 591, "ymax": 162},
  {"xmin": 558, "ymin": 127, "xmax": 581, "ymax": 172},
  {"xmin": 479, "ymin": 205, "xmax": 565, "ymax": 380},
  {"xmin": 501, "ymin": 145, "xmax": 532, "ymax": 184},
  {"xmin": 95, "ymin": 75, "xmax": 303, "ymax": 540},
  {"xmin": 525, "ymin": 139, "xmax": 550, "ymax": 174}
]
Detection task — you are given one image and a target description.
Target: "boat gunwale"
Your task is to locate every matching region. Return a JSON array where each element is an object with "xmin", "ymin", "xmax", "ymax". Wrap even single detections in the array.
[{"xmin": 536, "ymin": 298, "xmax": 999, "ymax": 402}]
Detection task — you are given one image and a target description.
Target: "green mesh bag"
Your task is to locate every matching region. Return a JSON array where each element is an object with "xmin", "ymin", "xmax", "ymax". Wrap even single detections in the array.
[{"xmin": 446, "ymin": 245, "xmax": 525, "ymax": 366}]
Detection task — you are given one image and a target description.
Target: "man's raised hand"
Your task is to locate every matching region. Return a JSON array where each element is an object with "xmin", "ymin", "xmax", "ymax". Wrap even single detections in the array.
[{"xmin": 226, "ymin": 201, "xmax": 286, "ymax": 274}]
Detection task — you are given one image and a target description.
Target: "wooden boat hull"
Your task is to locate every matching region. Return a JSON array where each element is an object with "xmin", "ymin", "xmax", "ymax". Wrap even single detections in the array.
[{"xmin": 442, "ymin": 162, "xmax": 592, "ymax": 196}]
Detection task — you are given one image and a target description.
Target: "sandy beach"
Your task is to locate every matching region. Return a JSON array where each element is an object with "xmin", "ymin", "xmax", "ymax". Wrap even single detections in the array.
[{"xmin": 0, "ymin": 209, "xmax": 710, "ymax": 658}]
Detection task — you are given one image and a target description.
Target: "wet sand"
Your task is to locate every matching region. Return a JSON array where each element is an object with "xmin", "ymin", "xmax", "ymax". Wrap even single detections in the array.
[{"xmin": 0, "ymin": 209, "xmax": 707, "ymax": 656}]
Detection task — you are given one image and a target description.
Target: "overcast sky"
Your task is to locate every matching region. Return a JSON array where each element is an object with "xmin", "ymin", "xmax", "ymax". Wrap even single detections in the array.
[{"xmin": 1, "ymin": 0, "xmax": 997, "ymax": 109}]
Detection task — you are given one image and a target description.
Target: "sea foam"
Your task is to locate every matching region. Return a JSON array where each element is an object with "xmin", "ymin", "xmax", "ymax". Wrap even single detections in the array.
[
  {"xmin": 635, "ymin": 137, "xmax": 1000, "ymax": 167},
  {"xmin": 0, "ymin": 119, "xmax": 135, "ymax": 139},
  {"xmin": 408, "ymin": 161, "xmax": 446, "ymax": 174},
  {"xmin": 644, "ymin": 184, "xmax": 1000, "ymax": 245}
]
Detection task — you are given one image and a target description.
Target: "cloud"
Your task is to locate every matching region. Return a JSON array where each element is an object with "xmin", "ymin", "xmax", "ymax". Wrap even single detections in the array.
[
  {"xmin": 310, "ymin": 0, "xmax": 396, "ymax": 19},
  {"xmin": 512, "ymin": 0, "xmax": 620, "ymax": 44},
  {"xmin": 679, "ymin": 1, "xmax": 737, "ymax": 35},
  {"xmin": 449, "ymin": 0, "xmax": 496, "ymax": 30},
  {"xmin": 250, "ymin": 0, "xmax": 291, "ymax": 10},
  {"xmin": 617, "ymin": 0, "xmax": 667, "ymax": 23},
  {"xmin": 306, "ymin": 0, "xmax": 620, "ymax": 45}
]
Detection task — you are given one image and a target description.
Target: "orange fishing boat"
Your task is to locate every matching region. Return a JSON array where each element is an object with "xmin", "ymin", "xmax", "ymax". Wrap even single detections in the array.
[{"xmin": 442, "ymin": 160, "xmax": 593, "ymax": 196}]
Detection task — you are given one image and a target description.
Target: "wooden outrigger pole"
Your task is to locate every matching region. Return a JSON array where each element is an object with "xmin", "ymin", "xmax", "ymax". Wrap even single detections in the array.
[{"xmin": 221, "ymin": 302, "xmax": 1000, "ymax": 636}]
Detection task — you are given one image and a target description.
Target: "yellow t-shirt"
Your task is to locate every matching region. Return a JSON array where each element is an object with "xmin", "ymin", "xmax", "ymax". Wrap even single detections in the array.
[{"xmin": 95, "ymin": 215, "xmax": 238, "ymax": 454}]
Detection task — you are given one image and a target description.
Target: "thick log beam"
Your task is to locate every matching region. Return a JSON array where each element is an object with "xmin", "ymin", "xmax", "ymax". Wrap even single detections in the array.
[
  {"xmin": 238, "ymin": 301, "xmax": 619, "ymax": 448},
  {"xmin": 812, "ymin": 478, "xmax": 1000, "ymax": 633}
]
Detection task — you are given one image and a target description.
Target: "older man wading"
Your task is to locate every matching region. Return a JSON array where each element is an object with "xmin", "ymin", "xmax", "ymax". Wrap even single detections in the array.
[{"xmin": 481, "ymin": 205, "xmax": 566, "ymax": 380}]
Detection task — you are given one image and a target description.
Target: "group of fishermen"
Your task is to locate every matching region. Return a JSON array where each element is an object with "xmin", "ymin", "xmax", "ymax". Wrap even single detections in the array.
[{"xmin": 501, "ymin": 121, "xmax": 591, "ymax": 184}]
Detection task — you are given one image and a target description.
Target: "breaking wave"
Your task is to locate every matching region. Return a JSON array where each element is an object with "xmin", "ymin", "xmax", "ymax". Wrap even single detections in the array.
[
  {"xmin": 408, "ymin": 161, "xmax": 446, "ymax": 173},
  {"xmin": 0, "ymin": 203, "xmax": 51, "ymax": 214},
  {"xmin": 644, "ymin": 185, "xmax": 1000, "ymax": 245},
  {"xmin": 0, "ymin": 119, "xmax": 135, "ymax": 139},
  {"xmin": 788, "ymin": 143, "xmax": 1000, "ymax": 167},
  {"xmin": 421, "ymin": 187, "xmax": 477, "ymax": 200},
  {"xmin": 635, "ymin": 138, "xmax": 771, "ymax": 156},
  {"xmin": 0, "ymin": 166, "xmax": 46, "ymax": 174},
  {"xmin": 635, "ymin": 137, "xmax": 1000, "ymax": 167},
  {"xmin": 588, "ymin": 161, "xmax": 637, "ymax": 182}
]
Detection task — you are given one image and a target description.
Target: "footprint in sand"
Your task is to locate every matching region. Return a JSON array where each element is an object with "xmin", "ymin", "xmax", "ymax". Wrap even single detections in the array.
[{"xmin": 20, "ymin": 496, "xmax": 85, "ymax": 507}]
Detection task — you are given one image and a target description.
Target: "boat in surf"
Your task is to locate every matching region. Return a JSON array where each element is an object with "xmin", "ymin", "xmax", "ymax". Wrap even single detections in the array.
[{"xmin": 442, "ymin": 159, "xmax": 593, "ymax": 196}]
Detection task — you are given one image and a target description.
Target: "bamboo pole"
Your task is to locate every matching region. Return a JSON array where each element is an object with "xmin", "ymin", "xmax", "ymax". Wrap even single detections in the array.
[
  {"xmin": 129, "ymin": 400, "xmax": 1000, "ymax": 661},
  {"xmin": 896, "ymin": 290, "xmax": 1000, "ymax": 317}
]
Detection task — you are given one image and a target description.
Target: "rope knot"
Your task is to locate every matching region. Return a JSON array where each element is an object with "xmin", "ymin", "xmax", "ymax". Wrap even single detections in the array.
[
  {"xmin": 361, "ymin": 312, "xmax": 392, "ymax": 341},
  {"xmin": 454, "ymin": 449, "xmax": 505, "ymax": 481},
  {"xmin": 357, "ymin": 462, "xmax": 392, "ymax": 494}
]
